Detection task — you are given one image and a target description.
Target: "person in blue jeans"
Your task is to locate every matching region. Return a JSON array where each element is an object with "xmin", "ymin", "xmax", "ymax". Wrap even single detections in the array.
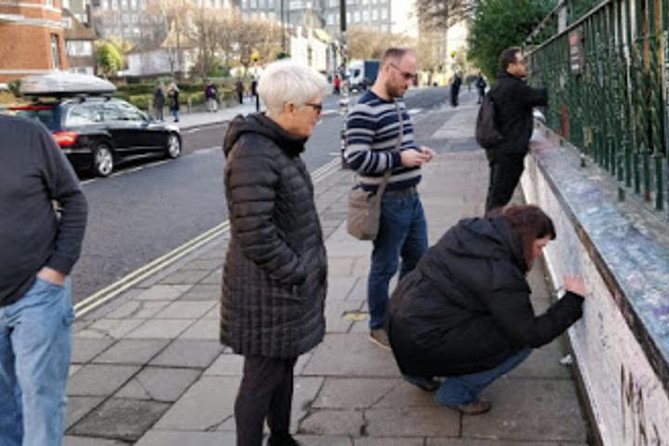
[
  {"xmin": 345, "ymin": 47, "xmax": 436, "ymax": 349},
  {"xmin": 0, "ymin": 115, "xmax": 88, "ymax": 445},
  {"xmin": 388, "ymin": 205, "xmax": 587, "ymax": 414}
]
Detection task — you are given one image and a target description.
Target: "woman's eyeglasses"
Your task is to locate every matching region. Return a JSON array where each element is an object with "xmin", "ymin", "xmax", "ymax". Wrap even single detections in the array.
[{"xmin": 304, "ymin": 103, "xmax": 323, "ymax": 114}]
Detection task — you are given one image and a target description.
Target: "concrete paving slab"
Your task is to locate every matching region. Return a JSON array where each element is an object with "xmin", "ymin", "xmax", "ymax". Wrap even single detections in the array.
[
  {"xmin": 69, "ymin": 365, "xmax": 81, "ymax": 377},
  {"xmin": 68, "ymin": 364, "xmax": 140, "ymax": 397},
  {"xmin": 125, "ymin": 318, "xmax": 194, "ymax": 339},
  {"xmin": 75, "ymin": 318, "xmax": 145, "ymax": 339},
  {"xmin": 299, "ymin": 409, "xmax": 365, "ymax": 436},
  {"xmin": 354, "ymin": 438, "xmax": 425, "ymax": 446},
  {"xmin": 312, "ymin": 378, "xmax": 397, "ymax": 409},
  {"xmin": 69, "ymin": 398, "xmax": 171, "ymax": 442},
  {"xmin": 295, "ymin": 351, "xmax": 314, "ymax": 376},
  {"xmin": 303, "ymin": 333, "xmax": 400, "ymax": 377},
  {"xmin": 295, "ymin": 435, "xmax": 353, "ymax": 446},
  {"xmin": 200, "ymin": 269, "xmax": 222, "ymax": 285},
  {"xmin": 135, "ymin": 285, "xmax": 192, "ymax": 301},
  {"xmin": 328, "ymin": 257, "xmax": 361, "ymax": 277},
  {"xmin": 291, "ymin": 377, "xmax": 324, "ymax": 432},
  {"xmin": 178, "ymin": 317, "xmax": 219, "ymax": 340},
  {"xmin": 179, "ymin": 284, "xmax": 220, "ymax": 301},
  {"xmin": 326, "ymin": 276, "xmax": 360, "ymax": 301},
  {"xmin": 155, "ymin": 376, "xmax": 239, "ymax": 430},
  {"xmin": 427, "ymin": 440, "xmax": 574, "ymax": 446},
  {"xmin": 70, "ymin": 338, "xmax": 114, "ymax": 363},
  {"xmin": 462, "ymin": 378, "xmax": 587, "ymax": 443},
  {"xmin": 64, "ymin": 436, "xmax": 126, "ymax": 446},
  {"xmin": 204, "ymin": 353, "xmax": 243, "ymax": 376},
  {"xmin": 66, "ymin": 396, "xmax": 104, "ymax": 429},
  {"xmin": 135, "ymin": 430, "xmax": 236, "ymax": 446},
  {"xmin": 365, "ymin": 405, "xmax": 460, "ymax": 437},
  {"xmin": 204, "ymin": 304, "xmax": 219, "ymax": 319},
  {"xmin": 92, "ymin": 339, "xmax": 169, "ymax": 365},
  {"xmin": 154, "ymin": 300, "xmax": 217, "ymax": 319},
  {"xmin": 373, "ymin": 380, "xmax": 439, "ymax": 408},
  {"xmin": 104, "ymin": 299, "xmax": 172, "ymax": 320},
  {"xmin": 511, "ymin": 340, "xmax": 570, "ymax": 379},
  {"xmin": 150, "ymin": 339, "xmax": 223, "ymax": 368},
  {"xmin": 159, "ymin": 268, "xmax": 211, "ymax": 285},
  {"xmin": 181, "ymin": 258, "xmax": 223, "ymax": 270},
  {"xmin": 115, "ymin": 366, "xmax": 201, "ymax": 402},
  {"xmin": 325, "ymin": 300, "xmax": 364, "ymax": 333}
]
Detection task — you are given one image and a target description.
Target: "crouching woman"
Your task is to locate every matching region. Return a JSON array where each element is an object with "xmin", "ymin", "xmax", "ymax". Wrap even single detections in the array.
[{"xmin": 388, "ymin": 204, "xmax": 587, "ymax": 415}]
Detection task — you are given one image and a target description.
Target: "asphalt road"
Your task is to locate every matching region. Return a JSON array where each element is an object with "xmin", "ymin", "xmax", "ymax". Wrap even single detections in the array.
[{"xmin": 71, "ymin": 87, "xmax": 452, "ymax": 303}]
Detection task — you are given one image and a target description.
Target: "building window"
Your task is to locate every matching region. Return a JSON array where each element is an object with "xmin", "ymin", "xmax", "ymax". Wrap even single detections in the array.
[
  {"xmin": 62, "ymin": 0, "xmax": 70, "ymax": 8},
  {"xmin": 46, "ymin": 0, "xmax": 53, "ymax": 7},
  {"xmin": 381, "ymin": 8, "xmax": 387, "ymax": 19},
  {"xmin": 371, "ymin": 8, "xmax": 377, "ymax": 20},
  {"xmin": 353, "ymin": 11, "xmax": 359, "ymax": 22},
  {"xmin": 362, "ymin": 9, "xmax": 368, "ymax": 21},
  {"xmin": 50, "ymin": 34, "xmax": 60, "ymax": 69}
]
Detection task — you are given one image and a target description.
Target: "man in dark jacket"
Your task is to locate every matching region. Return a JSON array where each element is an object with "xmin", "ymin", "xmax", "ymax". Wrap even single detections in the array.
[
  {"xmin": 485, "ymin": 47, "xmax": 548, "ymax": 212},
  {"xmin": 221, "ymin": 60, "xmax": 329, "ymax": 446},
  {"xmin": 388, "ymin": 205, "xmax": 586, "ymax": 415},
  {"xmin": 0, "ymin": 115, "xmax": 88, "ymax": 445}
]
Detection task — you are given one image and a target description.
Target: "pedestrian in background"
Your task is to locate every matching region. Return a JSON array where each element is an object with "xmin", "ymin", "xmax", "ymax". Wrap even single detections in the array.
[
  {"xmin": 485, "ymin": 47, "xmax": 548, "ymax": 212},
  {"xmin": 0, "ymin": 114, "xmax": 88, "ymax": 446},
  {"xmin": 235, "ymin": 78, "xmax": 244, "ymax": 104},
  {"xmin": 153, "ymin": 82, "xmax": 165, "ymax": 121},
  {"xmin": 250, "ymin": 77, "xmax": 259, "ymax": 112},
  {"xmin": 450, "ymin": 72, "xmax": 462, "ymax": 107},
  {"xmin": 333, "ymin": 74, "xmax": 341, "ymax": 95},
  {"xmin": 475, "ymin": 72, "xmax": 487, "ymax": 104},
  {"xmin": 388, "ymin": 205, "xmax": 586, "ymax": 414},
  {"xmin": 205, "ymin": 82, "xmax": 218, "ymax": 112},
  {"xmin": 167, "ymin": 83, "xmax": 180, "ymax": 122},
  {"xmin": 221, "ymin": 60, "xmax": 329, "ymax": 446},
  {"xmin": 345, "ymin": 47, "xmax": 436, "ymax": 349}
]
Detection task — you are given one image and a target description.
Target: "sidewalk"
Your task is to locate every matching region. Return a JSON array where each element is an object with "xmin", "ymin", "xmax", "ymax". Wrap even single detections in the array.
[
  {"xmin": 173, "ymin": 100, "xmax": 258, "ymax": 131},
  {"xmin": 64, "ymin": 100, "xmax": 590, "ymax": 445}
]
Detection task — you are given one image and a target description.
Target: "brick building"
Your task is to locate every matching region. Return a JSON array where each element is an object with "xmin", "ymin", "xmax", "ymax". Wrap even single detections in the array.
[{"xmin": 0, "ymin": 0, "xmax": 67, "ymax": 83}]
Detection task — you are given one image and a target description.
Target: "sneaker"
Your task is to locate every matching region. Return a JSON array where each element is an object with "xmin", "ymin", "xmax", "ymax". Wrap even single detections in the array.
[
  {"xmin": 403, "ymin": 375, "xmax": 439, "ymax": 392},
  {"xmin": 369, "ymin": 328, "xmax": 391, "ymax": 350},
  {"xmin": 456, "ymin": 400, "xmax": 492, "ymax": 415},
  {"xmin": 267, "ymin": 434, "xmax": 300, "ymax": 446}
]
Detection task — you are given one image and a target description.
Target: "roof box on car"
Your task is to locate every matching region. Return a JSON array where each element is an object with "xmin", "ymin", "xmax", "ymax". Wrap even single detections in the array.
[{"xmin": 20, "ymin": 71, "xmax": 116, "ymax": 97}]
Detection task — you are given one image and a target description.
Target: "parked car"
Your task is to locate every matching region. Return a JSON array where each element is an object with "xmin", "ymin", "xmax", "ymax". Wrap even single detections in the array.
[{"xmin": 10, "ymin": 72, "xmax": 181, "ymax": 177}]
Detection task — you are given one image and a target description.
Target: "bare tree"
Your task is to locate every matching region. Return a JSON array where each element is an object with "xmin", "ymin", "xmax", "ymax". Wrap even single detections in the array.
[
  {"xmin": 143, "ymin": 0, "xmax": 195, "ymax": 76},
  {"xmin": 416, "ymin": 0, "xmax": 477, "ymax": 31},
  {"xmin": 235, "ymin": 18, "xmax": 282, "ymax": 73},
  {"xmin": 347, "ymin": 26, "xmax": 414, "ymax": 60}
]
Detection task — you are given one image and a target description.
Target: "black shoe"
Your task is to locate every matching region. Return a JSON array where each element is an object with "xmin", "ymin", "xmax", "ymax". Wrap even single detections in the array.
[
  {"xmin": 403, "ymin": 374, "xmax": 439, "ymax": 392},
  {"xmin": 267, "ymin": 434, "xmax": 300, "ymax": 446}
]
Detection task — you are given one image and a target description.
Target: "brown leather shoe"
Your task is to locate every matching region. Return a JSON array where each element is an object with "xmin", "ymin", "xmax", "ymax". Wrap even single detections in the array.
[
  {"xmin": 457, "ymin": 400, "xmax": 492, "ymax": 415},
  {"xmin": 369, "ymin": 329, "xmax": 391, "ymax": 350}
]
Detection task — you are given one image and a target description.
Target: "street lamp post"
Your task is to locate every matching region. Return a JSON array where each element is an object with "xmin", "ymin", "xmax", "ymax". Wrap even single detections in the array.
[{"xmin": 339, "ymin": 0, "xmax": 349, "ymax": 169}]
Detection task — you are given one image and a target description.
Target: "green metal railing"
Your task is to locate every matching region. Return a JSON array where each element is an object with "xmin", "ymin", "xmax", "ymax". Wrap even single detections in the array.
[{"xmin": 526, "ymin": 0, "xmax": 668, "ymax": 211}]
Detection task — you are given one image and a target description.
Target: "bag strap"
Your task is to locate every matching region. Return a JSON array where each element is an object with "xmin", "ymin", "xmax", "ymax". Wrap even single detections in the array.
[{"xmin": 375, "ymin": 101, "xmax": 404, "ymax": 196}]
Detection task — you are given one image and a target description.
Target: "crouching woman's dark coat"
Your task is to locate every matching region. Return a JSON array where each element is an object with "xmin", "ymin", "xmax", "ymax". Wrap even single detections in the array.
[
  {"xmin": 388, "ymin": 217, "xmax": 583, "ymax": 377},
  {"xmin": 220, "ymin": 113, "xmax": 327, "ymax": 359}
]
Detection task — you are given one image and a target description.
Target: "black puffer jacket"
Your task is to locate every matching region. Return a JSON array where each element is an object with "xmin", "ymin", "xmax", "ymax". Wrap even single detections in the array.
[
  {"xmin": 220, "ymin": 113, "xmax": 327, "ymax": 358},
  {"xmin": 487, "ymin": 72, "xmax": 548, "ymax": 159},
  {"xmin": 388, "ymin": 217, "xmax": 583, "ymax": 377}
]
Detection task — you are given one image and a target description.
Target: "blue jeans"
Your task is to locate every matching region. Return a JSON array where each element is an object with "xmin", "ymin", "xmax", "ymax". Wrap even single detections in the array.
[
  {"xmin": 0, "ymin": 277, "xmax": 74, "ymax": 446},
  {"xmin": 435, "ymin": 348, "xmax": 532, "ymax": 407},
  {"xmin": 368, "ymin": 191, "xmax": 427, "ymax": 330}
]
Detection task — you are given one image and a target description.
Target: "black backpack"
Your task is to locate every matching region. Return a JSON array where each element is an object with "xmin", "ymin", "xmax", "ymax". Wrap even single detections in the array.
[{"xmin": 475, "ymin": 93, "xmax": 503, "ymax": 149}]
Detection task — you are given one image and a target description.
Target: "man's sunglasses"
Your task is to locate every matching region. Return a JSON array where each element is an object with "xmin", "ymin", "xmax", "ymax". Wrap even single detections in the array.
[{"xmin": 390, "ymin": 63, "xmax": 417, "ymax": 81}]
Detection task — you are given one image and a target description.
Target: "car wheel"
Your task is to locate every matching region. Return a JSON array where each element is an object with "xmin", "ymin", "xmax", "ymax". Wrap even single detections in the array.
[
  {"xmin": 165, "ymin": 133, "xmax": 181, "ymax": 159},
  {"xmin": 92, "ymin": 142, "xmax": 114, "ymax": 177}
]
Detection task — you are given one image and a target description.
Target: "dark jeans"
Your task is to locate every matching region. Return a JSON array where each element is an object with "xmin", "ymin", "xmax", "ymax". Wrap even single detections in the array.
[
  {"xmin": 368, "ymin": 190, "xmax": 428, "ymax": 330},
  {"xmin": 435, "ymin": 348, "xmax": 532, "ymax": 406},
  {"xmin": 485, "ymin": 153, "xmax": 526, "ymax": 213},
  {"xmin": 235, "ymin": 356, "xmax": 297, "ymax": 446}
]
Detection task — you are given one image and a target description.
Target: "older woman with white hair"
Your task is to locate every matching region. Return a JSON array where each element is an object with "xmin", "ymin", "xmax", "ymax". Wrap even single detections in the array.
[{"xmin": 221, "ymin": 60, "xmax": 329, "ymax": 446}]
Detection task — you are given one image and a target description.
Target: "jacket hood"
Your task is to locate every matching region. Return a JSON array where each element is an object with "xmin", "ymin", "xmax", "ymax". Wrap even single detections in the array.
[
  {"xmin": 223, "ymin": 113, "xmax": 306, "ymax": 158},
  {"xmin": 444, "ymin": 217, "xmax": 527, "ymax": 272}
]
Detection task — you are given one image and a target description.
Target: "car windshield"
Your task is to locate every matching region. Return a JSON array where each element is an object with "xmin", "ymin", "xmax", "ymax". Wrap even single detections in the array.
[{"xmin": 10, "ymin": 105, "xmax": 57, "ymax": 130}]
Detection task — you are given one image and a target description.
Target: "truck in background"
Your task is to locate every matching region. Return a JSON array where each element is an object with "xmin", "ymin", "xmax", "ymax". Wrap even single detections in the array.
[{"xmin": 347, "ymin": 59, "xmax": 380, "ymax": 92}]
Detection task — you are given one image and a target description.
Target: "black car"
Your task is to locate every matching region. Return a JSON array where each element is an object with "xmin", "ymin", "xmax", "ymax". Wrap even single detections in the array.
[{"xmin": 9, "ymin": 96, "xmax": 182, "ymax": 177}]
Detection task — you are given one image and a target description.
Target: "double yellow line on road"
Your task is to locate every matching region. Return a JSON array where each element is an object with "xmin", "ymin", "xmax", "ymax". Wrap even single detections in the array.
[{"xmin": 74, "ymin": 157, "xmax": 343, "ymax": 318}]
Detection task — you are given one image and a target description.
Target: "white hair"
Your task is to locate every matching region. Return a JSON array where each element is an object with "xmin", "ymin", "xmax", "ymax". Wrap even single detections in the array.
[{"xmin": 257, "ymin": 60, "xmax": 329, "ymax": 115}]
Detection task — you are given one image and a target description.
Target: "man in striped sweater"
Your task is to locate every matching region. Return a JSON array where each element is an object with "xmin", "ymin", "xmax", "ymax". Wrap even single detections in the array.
[{"xmin": 345, "ymin": 47, "xmax": 436, "ymax": 349}]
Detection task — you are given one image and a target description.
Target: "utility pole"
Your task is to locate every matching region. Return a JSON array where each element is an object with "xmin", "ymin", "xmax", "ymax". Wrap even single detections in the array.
[{"xmin": 339, "ymin": 0, "xmax": 349, "ymax": 168}]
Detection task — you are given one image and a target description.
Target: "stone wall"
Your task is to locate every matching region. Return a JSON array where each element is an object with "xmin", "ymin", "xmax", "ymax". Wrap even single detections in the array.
[{"xmin": 521, "ymin": 126, "xmax": 669, "ymax": 445}]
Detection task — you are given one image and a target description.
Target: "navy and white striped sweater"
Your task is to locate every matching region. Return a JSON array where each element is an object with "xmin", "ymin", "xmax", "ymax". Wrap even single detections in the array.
[{"xmin": 344, "ymin": 90, "xmax": 422, "ymax": 191}]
